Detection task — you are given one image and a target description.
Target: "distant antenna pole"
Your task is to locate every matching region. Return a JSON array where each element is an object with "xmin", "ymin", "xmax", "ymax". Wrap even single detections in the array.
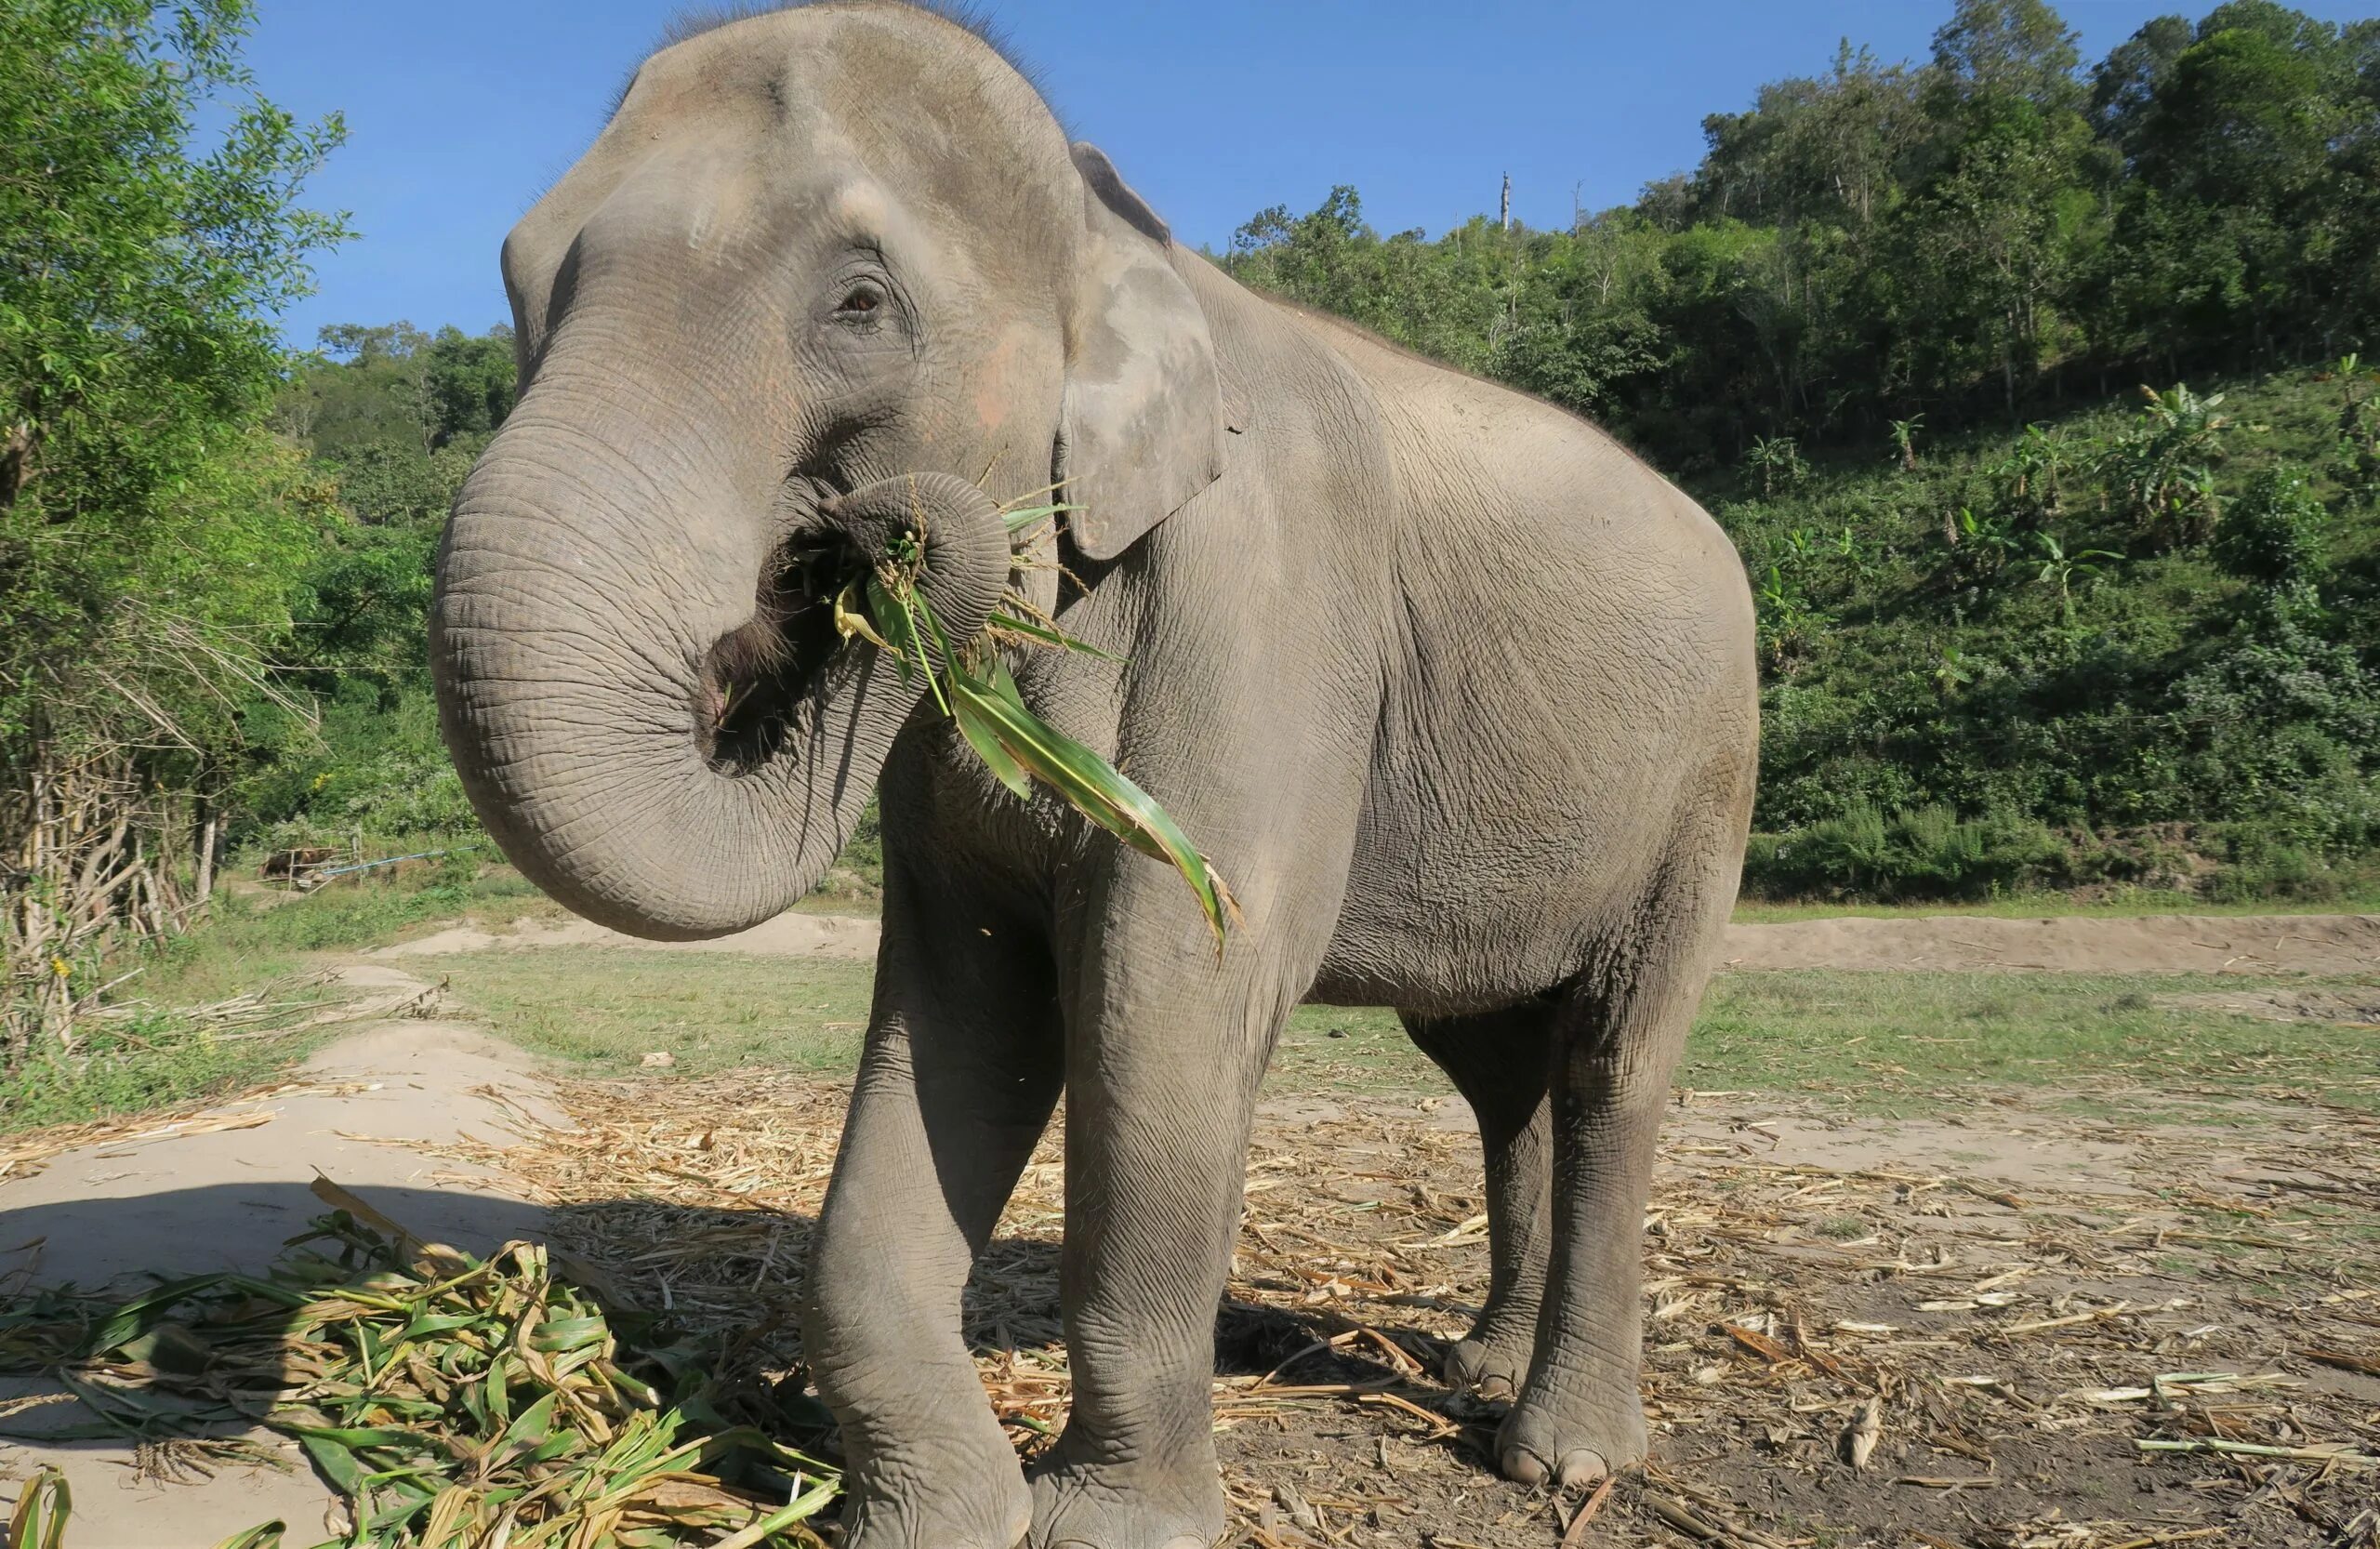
[
  {"xmin": 1573, "ymin": 179, "xmax": 1582, "ymax": 233},
  {"xmin": 1501, "ymin": 171, "xmax": 1513, "ymax": 232}
]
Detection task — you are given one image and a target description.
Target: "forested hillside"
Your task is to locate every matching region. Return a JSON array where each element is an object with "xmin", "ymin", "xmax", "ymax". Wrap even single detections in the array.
[
  {"xmin": 5, "ymin": 0, "xmax": 2378, "ymax": 1063},
  {"xmin": 1222, "ymin": 0, "xmax": 2380, "ymax": 900}
]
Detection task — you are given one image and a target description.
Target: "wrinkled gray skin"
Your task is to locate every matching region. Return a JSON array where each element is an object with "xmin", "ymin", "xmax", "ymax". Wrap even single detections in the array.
[{"xmin": 430, "ymin": 6, "xmax": 1756, "ymax": 1545}]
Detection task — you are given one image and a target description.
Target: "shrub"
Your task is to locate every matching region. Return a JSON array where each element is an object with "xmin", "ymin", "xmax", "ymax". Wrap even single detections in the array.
[
  {"xmin": 2212, "ymin": 465, "xmax": 2329, "ymax": 588},
  {"xmin": 1743, "ymin": 803, "xmax": 2066, "ymax": 900}
]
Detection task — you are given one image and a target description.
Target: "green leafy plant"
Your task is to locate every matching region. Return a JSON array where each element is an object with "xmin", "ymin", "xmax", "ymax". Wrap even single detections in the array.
[
  {"xmin": 2030, "ymin": 533, "xmax": 2121, "ymax": 623},
  {"xmin": 1932, "ymin": 645, "xmax": 1975, "ymax": 697},
  {"xmin": 1745, "ymin": 435, "xmax": 1810, "ymax": 497},
  {"xmin": 2213, "ymin": 465, "xmax": 2329, "ymax": 593},
  {"xmin": 1755, "ymin": 564, "xmax": 1830, "ymax": 670},
  {"xmin": 1943, "ymin": 506, "xmax": 2019, "ymax": 586},
  {"xmin": 835, "ymin": 500, "xmax": 1241, "ymax": 949},
  {"xmin": 1991, "ymin": 423, "xmax": 2083, "ymax": 517},
  {"xmin": 4, "ymin": 1466, "xmax": 69, "ymax": 1549},
  {"xmin": 1888, "ymin": 415, "xmax": 1924, "ymax": 472},
  {"xmin": 2103, "ymin": 384, "xmax": 2230, "ymax": 542}
]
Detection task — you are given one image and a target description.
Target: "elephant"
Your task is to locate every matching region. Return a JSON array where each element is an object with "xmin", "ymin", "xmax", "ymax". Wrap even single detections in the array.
[{"xmin": 430, "ymin": 4, "xmax": 1758, "ymax": 1546}]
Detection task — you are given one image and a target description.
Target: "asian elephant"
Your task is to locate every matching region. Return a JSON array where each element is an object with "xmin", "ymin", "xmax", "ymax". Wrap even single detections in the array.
[{"xmin": 430, "ymin": 4, "xmax": 1758, "ymax": 1546}]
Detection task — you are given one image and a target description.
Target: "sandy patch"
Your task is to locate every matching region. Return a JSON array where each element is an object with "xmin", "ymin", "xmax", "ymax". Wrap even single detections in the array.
[
  {"xmin": 383, "ymin": 908, "xmax": 2379, "ymax": 975},
  {"xmin": 2161, "ymin": 984, "xmax": 2380, "ymax": 1026},
  {"xmin": 1718, "ymin": 910, "xmax": 2380, "ymax": 973},
  {"xmin": 0, "ymin": 997, "xmax": 557, "ymax": 1549},
  {"xmin": 375, "ymin": 910, "xmax": 882, "ymax": 960}
]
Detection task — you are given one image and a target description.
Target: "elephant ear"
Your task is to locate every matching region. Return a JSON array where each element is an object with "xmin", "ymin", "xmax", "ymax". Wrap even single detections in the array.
[{"xmin": 1057, "ymin": 142, "xmax": 1226, "ymax": 563}]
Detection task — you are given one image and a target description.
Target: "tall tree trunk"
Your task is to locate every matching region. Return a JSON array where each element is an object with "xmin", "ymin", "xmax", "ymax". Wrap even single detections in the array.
[{"xmin": 195, "ymin": 796, "xmax": 218, "ymax": 904}]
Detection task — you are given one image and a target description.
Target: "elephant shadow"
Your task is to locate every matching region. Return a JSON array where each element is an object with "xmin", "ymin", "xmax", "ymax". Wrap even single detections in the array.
[
  {"xmin": 0, "ymin": 1185, "xmax": 1461, "ymax": 1466},
  {"xmin": 539, "ymin": 1198, "xmax": 1463, "ymax": 1430}
]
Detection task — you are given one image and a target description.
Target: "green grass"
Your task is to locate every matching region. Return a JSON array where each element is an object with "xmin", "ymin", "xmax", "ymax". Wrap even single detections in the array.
[
  {"xmin": 426, "ymin": 947, "xmax": 2380, "ymax": 1120},
  {"xmin": 434, "ymin": 947, "xmax": 877, "ymax": 1078},
  {"xmin": 0, "ymin": 861, "xmax": 561, "ymax": 1135},
  {"xmin": 1275, "ymin": 971, "xmax": 2380, "ymax": 1116},
  {"xmin": 15, "ymin": 860, "xmax": 2376, "ymax": 1138},
  {"xmin": 1, "ymin": 1014, "xmax": 313, "ymax": 1135},
  {"xmin": 1730, "ymin": 889, "xmax": 2380, "ymax": 922},
  {"xmin": 1685, "ymin": 969, "xmax": 2379, "ymax": 1113},
  {"xmin": 137, "ymin": 864, "xmax": 559, "ymax": 1008}
]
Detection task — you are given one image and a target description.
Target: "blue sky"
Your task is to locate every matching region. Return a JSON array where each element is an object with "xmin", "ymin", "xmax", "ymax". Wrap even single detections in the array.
[{"xmin": 245, "ymin": 0, "xmax": 2378, "ymax": 345}]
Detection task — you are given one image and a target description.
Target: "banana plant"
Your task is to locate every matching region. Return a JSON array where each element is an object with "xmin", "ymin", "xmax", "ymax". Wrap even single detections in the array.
[
  {"xmin": 1888, "ymin": 415, "xmax": 1923, "ymax": 473},
  {"xmin": 2031, "ymin": 533, "xmax": 2122, "ymax": 623},
  {"xmin": 1932, "ymin": 645, "xmax": 1974, "ymax": 697}
]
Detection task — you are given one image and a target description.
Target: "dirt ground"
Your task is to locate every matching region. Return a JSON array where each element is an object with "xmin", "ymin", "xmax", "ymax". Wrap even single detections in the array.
[
  {"xmin": 374, "ymin": 909, "xmax": 2380, "ymax": 978},
  {"xmin": 5, "ymin": 914, "xmax": 2377, "ymax": 1547},
  {"xmin": 1717, "ymin": 914, "xmax": 2380, "ymax": 977}
]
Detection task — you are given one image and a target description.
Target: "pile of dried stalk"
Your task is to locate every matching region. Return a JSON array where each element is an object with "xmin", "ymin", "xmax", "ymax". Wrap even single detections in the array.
[
  {"xmin": 0, "ymin": 1179, "xmax": 837, "ymax": 1548},
  {"xmin": 6, "ymin": 1055, "xmax": 2374, "ymax": 1547},
  {"xmin": 404, "ymin": 1070, "xmax": 2378, "ymax": 1549}
]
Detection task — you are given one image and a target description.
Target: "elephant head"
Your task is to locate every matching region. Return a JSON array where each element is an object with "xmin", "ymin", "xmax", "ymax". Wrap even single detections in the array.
[{"xmin": 432, "ymin": 2, "xmax": 1224, "ymax": 937}]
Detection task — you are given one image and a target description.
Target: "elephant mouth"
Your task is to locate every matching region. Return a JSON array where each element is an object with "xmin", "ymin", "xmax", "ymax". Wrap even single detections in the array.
[{"xmin": 697, "ymin": 526, "xmax": 866, "ymax": 775}]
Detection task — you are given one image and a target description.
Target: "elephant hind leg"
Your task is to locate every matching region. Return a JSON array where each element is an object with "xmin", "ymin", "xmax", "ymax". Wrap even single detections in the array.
[
  {"xmin": 1498, "ymin": 835, "xmax": 1739, "ymax": 1490},
  {"xmin": 1399, "ymin": 1003, "xmax": 1555, "ymax": 1400}
]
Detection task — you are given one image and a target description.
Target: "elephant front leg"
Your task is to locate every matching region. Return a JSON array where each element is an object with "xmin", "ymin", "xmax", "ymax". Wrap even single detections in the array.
[
  {"xmin": 803, "ymin": 880, "xmax": 1063, "ymax": 1549},
  {"xmin": 1027, "ymin": 957, "xmax": 1293, "ymax": 1549}
]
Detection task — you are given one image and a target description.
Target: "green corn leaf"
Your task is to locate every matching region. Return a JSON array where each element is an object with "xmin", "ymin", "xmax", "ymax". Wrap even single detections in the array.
[
  {"xmin": 705, "ymin": 1472, "xmax": 845, "ymax": 1549},
  {"xmin": 496, "ymin": 1390, "xmax": 560, "ymax": 1457},
  {"xmin": 985, "ymin": 605, "xmax": 1124, "ymax": 662},
  {"xmin": 999, "ymin": 499, "xmax": 1078, "ymax": 536},
  {"xmin": 947, "ymin": 670, "xmax": 1238, "ymax": 949},
  {"xmin": 838, "ymin": 520, "xmax": 1236, "ymax": 950},
  {"xmin": 951, "ymin": 684, "xmax": 1032, "ymax": 800},
  {"xmin": 5, "ymin": 1466, "xmax": 69, "ymax": 1549},
  {"xmin": 484, "ymin": 1355, "xmax": 510, "ymax": 1427},
  {"xmin": 529, "ymin": 1314, "xmax": 606, "ymax": 1353},
  {"xmin": 206, "ymin": 1523, "xmax": 284, "ymax": 1549},
  {"xmin": 87, "ymin": 1272, "xmax": 229, "ymax": 1355},
  {"xmin": 865, "ymin": 573, "xmax": 949, "ymax": 713},
  {"xmin": 288, "ymin": 1423, "xmax": 446, "ymax": 1453},
  {"xmin": 297, "ymin": 1431, "xmax": 367, "ymax": 1501}
]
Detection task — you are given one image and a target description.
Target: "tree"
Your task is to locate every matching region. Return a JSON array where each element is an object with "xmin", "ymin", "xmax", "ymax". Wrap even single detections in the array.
[
  {"xmin": 1928, "ymin": 0, "xmax": 2085, "ymax": 114},
  {"xmin": 2091, "ymin": 15, "xmax": 2194, "ymax": 155},
  {"xmin": 1, "ymin": 0, "xmax": 348, "ymax": 1060}
]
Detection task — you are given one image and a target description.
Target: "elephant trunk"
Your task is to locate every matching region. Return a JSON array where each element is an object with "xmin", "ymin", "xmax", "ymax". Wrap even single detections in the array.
[{"xmin": 431, "ymin": 375, "xmax": 1006, "ymax": 939}]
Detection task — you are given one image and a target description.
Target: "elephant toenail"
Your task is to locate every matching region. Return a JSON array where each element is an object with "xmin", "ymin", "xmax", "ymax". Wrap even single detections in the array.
[
  {"xmin": 1501, "ymin": 1445, "xmax": 1551, "ymax": 1486},
  {"xmin": 1555, "ymin": 1449, "xmax": 1611, "ymax": 1489},
  {"xmin": 1474, "ymin": 1373, "xmax": 1516, "ymax": 1401}
]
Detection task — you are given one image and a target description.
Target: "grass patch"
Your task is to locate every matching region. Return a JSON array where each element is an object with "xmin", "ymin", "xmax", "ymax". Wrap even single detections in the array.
[
  {"xmin": 0, "ymin": 1013, "xmax": 315, "ymax": 1136},
  {"xmin": 442, "ymin": 952, "xmax": 2380, "ymax": 1117},
  {"xmin": 1692, "ymin": 970, "xmax": 2379, "ymax": 1113},
  {"xmin": 1730, "ymin": 890, "xmax": 2380, "ymax": 922},
  {"xmin": 437, "ymin": 948, "xmax": 877, "ymax": 1078},
  {"xmin": 1273, "ymin": 971, "xmax": 2380, "ymax": 1116},
  {"xmin": 18, "ymin": 860, "xmax": 2375, "ymax": 1138},
  {"xmin": 139, "ymin": 866, "xmax": 559, "ymax": 1008},
  {"xmin": 1, "ymin": 864, "xmax": 561, "ymax": 1135}
]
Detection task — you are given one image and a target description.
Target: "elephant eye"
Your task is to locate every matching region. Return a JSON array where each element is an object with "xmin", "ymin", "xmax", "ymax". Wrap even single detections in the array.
[{"xmin": 834, "ymin": 282, "xmax": 885, "ymax": 318}]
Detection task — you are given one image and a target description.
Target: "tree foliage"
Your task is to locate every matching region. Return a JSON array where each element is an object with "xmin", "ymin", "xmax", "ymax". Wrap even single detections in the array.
[
  {"xmin": 1224, "ymin": 0, "xmax": 2380, "ymax": 468},
  {"xmin": 1225, "ymin": 0, "xmax": 2380, "ymax": 898},
  {"xmin": 1, "ymin": 0, "xmax": 348, "ymax": 1057}
]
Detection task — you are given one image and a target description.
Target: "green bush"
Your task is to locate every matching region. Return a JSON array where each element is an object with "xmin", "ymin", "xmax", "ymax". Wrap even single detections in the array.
[
  {"xmin": 2214, "ymin": 466, "xmax": 2330, "ymax": 588},
  {"xmin": 1744, "ymin": 803, "xmax": 2066, "ymax": 900}
]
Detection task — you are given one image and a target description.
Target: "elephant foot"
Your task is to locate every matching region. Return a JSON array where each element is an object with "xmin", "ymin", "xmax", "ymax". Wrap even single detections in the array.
[
  {"xmin": 1496, "ymin": 1375, "xmax": 1647, "ymax": 1490},
  {"xmin": 1026, "ymin": 1452, "xmax": 1225, "ymax": 1549},
  {"xmin": 1441, "ymin": 1328, "xmax": 1532, "ymax": 1402},
  {"xmin": 839, "ymin": 1436, "xmax": 1032, "ymax": 1549}
]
